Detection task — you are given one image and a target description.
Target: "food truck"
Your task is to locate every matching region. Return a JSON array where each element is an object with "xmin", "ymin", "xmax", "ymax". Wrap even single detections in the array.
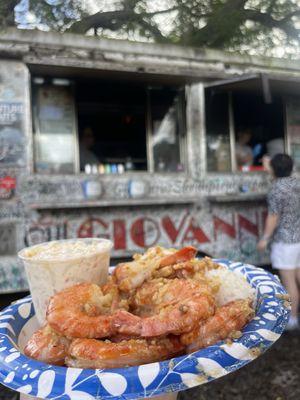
[{"xmin": 0, "ymin": 28, "xmax": 299, "ymax": 293}]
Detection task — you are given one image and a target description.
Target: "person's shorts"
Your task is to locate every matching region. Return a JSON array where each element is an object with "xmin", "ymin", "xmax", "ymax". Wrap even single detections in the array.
[{"xmin": 271, "ymin": 242, "xmax": 300, "ymax": 270}]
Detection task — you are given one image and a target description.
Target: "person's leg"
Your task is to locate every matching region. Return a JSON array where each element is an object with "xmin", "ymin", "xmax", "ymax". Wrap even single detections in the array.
[
  {"xmin": 295, "ymin": 267, "xmax": 300, "ymax": 308},
  {"xmin": 295, "ymin": 245, "xmax": 300, "ymax": 315},
  {"xmin": 271, "ymin": 243, "xmax": 299, "ymax": 327},
  {"xmin": 296, "ymin": 268, "xmax": 300, "ymax": 287},
  {"xmin": 278, "ymin": 269, "xmax": 299, "ymax": 327}
]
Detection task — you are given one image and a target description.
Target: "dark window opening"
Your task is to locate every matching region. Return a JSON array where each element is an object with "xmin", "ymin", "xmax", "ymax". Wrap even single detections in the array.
[
  {"xmin": 205, "ymin": 86, "xmax": 286, "ymax": 173},
  {"xmin": 32, "ymin": 75, "xmax": 186, "ymax": 174},
  {"xmin": 233, "ymin": 93, "xmax": 285, "ymax": 171},
  {"xmin": 77, "ymin": 79, "xmax": 147, "ymax": 172}
]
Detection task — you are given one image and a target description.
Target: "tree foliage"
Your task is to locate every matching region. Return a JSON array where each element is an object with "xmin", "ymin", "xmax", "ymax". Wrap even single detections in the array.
[{"xmin": 3, "ymin": 0, "xmax": 300, "ymax": 57}]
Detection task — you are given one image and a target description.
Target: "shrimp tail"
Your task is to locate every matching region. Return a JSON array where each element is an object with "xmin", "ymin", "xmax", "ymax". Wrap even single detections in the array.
[
  {"xmin": 24, "ymin": 325, "xmax": 70, "ymax": 366},
  {"xmin": 159, "ymin": 246, "xmax": 197, "ymax": 268},
  {"xmin": 112, "ymin": 310, "xmax": 142, "ymax": 335}
]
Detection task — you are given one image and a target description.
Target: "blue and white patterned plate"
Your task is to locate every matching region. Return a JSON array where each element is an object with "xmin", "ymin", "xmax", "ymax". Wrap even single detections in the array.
[{"xmin": 0, "ymin": 260, "xmax": 290, "ymax": 399}]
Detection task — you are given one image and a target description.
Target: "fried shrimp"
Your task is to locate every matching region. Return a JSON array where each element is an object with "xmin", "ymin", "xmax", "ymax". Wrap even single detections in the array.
[
  {"xmin": 153, "ymin": 257, "xmax": 219, "ymax": 280},
  {"xmin": 158, "ymin": 246, "xmax": 198, "ymax": 267},
  {"xmin": 47, "ymin": 282, "xmax": 124, "ymax": 338},
  {"xmin": 24, "ymin": 245, "xmax": 256, "ymax": 369},
  {"xmin": 113, "ymin": 278, "xmax": 215, "ymax": 337},
  {"xmin": 102, "ymin": 276, "xmax": 129, "ymax": 312},
  {"xmin": 113, "ymin": 246, "xmax": 197, "ymax": 292},
  {"xmin": 66, "ymin": 336, "xmax": 184, "ymax": 369},
  {"xmin": 24, "ymin": 325, "xmax": 70, "ymax": 365},
  {"xmin": 181, "ymin": 299, "xmax": 254, "ymax": 353}
]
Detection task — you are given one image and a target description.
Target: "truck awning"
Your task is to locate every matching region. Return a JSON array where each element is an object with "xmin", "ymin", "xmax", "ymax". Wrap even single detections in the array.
[{"xmin": 205, "ymin": 73, "xmax": 300, "ymax": 103}]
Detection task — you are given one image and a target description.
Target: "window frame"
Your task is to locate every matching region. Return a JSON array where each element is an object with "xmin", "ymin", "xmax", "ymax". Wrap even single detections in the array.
[
  {"xmin": 204, "ymin": 83, "xmax": 288, "ymax": 175},
  {"xmin": 285, "ymin": 95, "xmax": 300, "ymax": 171},
  {"xmin": 204, "ymin": 89, "xmax": 233, "ymax": 174},
  {"xmin": 146, "ymin": 85, "xmax": 188, "ymax": 175},
  {"xmin": 31, "ymin": 76, "xmax": 189, "ymax": 176}
]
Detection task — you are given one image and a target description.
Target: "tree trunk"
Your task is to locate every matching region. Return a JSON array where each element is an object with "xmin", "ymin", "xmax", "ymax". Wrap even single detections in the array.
[
  {"xmin": 67, "ymin": 10, "xmax": 133, "ymax": 34},
  {"xmin": 66, "ymin": 7, "xmax": 171, "ymax": 41}
]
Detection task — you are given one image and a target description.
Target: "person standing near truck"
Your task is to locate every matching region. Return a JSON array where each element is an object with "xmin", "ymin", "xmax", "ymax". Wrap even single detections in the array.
[{"xmin": 257, "ymin": 154, "xmax": 300, "ymax": 330}]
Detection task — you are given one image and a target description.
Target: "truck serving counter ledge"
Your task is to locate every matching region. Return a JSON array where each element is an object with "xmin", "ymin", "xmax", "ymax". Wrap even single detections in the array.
[
  {"xmin": 207, "ymin": 193, "xmax": 267, "ymax": 203},
  {"xmin": 27, "ymin": 197, "xmax": 199, "ymax": 210}
]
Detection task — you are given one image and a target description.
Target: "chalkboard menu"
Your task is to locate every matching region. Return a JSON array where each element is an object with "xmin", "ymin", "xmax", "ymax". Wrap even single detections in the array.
[
  {"xmin": 34, "ymin": 85, "xmax": 77, "ymax": 174},
  {"xmin": 286, "ymin": 97, "xmax": 300, "ymax": 171}
]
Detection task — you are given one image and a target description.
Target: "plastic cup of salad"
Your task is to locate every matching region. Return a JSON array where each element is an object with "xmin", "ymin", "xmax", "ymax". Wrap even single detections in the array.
[{"xmin": 18, "ymin": 238, "xmax": 113, "ymax": 326}]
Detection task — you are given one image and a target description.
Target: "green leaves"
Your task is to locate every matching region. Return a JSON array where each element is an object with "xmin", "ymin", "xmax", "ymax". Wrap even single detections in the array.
[{"xmin": 169, "ymin": 0, "xmax": 300, "ymax": 56}]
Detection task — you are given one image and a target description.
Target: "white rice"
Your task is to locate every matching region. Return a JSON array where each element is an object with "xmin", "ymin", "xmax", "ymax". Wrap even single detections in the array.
[{"xmin": 205, "ymin": 266, "xmax": 255, "ymax": 306}]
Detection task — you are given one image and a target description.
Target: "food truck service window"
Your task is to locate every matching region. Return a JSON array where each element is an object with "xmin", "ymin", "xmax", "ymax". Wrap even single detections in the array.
[
  {"xmin": 233, "ymin": 93, "xmax": 284, "ymax": 172},
  {"xmin": 76, "ymin": 79, "xmax": 149, "ymax": 173},
  {"xmin": 205, "ymin": 76, "xmax": 286, "ymax": 173},
  {"xmin": 32, "ymin": 78, "xmax": 187, "ymax": 174}
]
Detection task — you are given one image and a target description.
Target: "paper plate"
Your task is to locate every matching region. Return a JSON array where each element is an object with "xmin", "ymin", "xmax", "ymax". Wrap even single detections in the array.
[{"xmin": 0, "ymin": 260, "xmax": 290, "ymax": 399}]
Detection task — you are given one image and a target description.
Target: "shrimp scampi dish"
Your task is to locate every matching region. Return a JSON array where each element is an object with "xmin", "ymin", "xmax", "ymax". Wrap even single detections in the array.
[{"xmin": 24, "ymin": 246, "xmax": 255, "ymax": 368}]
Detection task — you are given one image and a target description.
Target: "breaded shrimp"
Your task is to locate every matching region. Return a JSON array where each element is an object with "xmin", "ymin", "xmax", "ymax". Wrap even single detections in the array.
[
  {"xmin": 66, "ymin": 336, "xmax": 184, "ymax": 369},
  {"xmin": 23, "ymin": 246, "xmax": 258, "ymax": 371},
  {"xmin": 47, "ymin": 282, "xmax": 123, "ymax": 338},
  {"xmin": 114, "ymin": 246, "xmax": 197, "ymax": 292},
  {"xmin": 102, "ymin": 276, "xmax": 129, "ymax": 312},
  {"xmin": 113, "ymin": 278, "xmax": 215, "ymax": 337},
  {"xmin": 24, "ymin": 325, "xmax": 70, "ymax": 365},
  {"xmin": 181, "ymin": 299, "xmax": 254, "ymax": 353},
  {"xmin": 153, "ymin": 257, "xmax": 219, "ymax": 280}
]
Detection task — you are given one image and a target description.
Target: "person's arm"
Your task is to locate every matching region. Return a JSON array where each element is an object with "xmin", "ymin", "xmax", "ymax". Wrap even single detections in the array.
[{"xmin": 257, "ymin": 213, "xmax": 279, "ymax": 252}]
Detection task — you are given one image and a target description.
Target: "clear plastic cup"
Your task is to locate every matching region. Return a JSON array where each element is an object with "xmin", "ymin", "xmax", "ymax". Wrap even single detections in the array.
[{"xmin": 18, "ymin": 238, "xmax": 113, "ymax": 326}]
